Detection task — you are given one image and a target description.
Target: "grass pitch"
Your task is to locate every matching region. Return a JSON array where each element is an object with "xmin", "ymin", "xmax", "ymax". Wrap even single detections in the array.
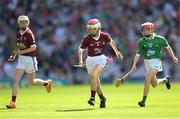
[{"xmin": 0, "ymin": 83, "xmax": 180, "ymax": 119}]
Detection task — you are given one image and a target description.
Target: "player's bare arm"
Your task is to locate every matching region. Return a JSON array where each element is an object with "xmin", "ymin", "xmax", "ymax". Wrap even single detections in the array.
[
  {"xmin": 109, "ymin": 40, "xmax": 123, "ymax": 60},
  {"xmin": 15, "ymin": 45, "xmax": 36, "ymax": 55},
  {"xmin": 166, "ymin": 46, "xmax": 179, "ymax": 64},
  {"xmin": 8, "ymin": 43, "xmax": 21, "ymax": 61},
  {"xmin": 131, "ymin": 55, "xmax": 140, "ymax": 71},
  {"xmin": 6, "ymin": 15, "xmax": 52, "ymax": 109},
  {"xmin": 76, "ymin": 47, "xmax": 84, "ymax": 68}
]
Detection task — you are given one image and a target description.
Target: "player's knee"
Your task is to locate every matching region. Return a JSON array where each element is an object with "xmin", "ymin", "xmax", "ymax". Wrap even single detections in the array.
[{"xmin": 151, "ymin": 83, "xmax": 157, "ymax": 88}]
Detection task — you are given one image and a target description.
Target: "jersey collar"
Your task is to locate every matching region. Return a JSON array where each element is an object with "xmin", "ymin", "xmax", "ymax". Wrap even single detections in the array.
[
  {"xmin": 92, "ymin": 31, "xmax": 101, "ymax": 41},
  {"xmin": 144, "ymin": 33, "xmax": 155, "ymax": 40},
  {"xmin": 20, "ymin": 27, "xmax": 29, "ymax": 35}
]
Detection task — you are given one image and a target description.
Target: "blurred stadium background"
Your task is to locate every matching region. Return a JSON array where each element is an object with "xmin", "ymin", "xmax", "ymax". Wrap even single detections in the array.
[{"xmin": 0, "ymin": 0, "xmax": 179, "ymax": 88}]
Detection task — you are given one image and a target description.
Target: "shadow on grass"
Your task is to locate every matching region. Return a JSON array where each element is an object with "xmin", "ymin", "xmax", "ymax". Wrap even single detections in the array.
[
  {"xmin": 56, "ymin": 108, "xmax": 95, "ymax": 112},
  {"xmin": 0, "ymin": 107, "xmax": 7, "ymax": 110},
  {"xmin": 114, "ymin": 105, "xmax": 166, "ymax": 109},
  {"xmin": 0, "ymin": 107, "xmax": 22, "ymax": 110}
]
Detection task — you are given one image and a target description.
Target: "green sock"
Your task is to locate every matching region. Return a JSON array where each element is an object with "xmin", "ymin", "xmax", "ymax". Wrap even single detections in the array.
[
  {"xmin": 142, "ymin": 96, "xmax": 147, "ymax": 103},
  {"xmin": 163, "ymin": 78, "xmax": 167, "ymax": 83}
]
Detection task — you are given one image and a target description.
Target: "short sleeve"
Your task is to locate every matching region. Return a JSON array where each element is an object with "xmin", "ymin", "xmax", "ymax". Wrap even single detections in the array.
[
  {"xmin": 80, "ymin": 38, "xmax": 88, "ymax": 49},
  {"xmin": 161, "ymin": 37, "xmax": 169, "ymax": 48},
  {"xmin": 27, "ymin": 31, "xmax": 36, "ymax": 46},
  {"xmin": 136, "ymin": 41, "xmax": 142, "ymax": 56},
  {"xmin": 105, "ymin": 33, "xmax": 112, "ymax": 44}
]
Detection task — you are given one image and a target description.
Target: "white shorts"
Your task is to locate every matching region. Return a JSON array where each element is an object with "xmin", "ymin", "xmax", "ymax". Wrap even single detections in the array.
[
  {"xmin": 144, "ymin": 58, "xmax": 162, "ymax": 72},
  {"xmin": 16, "ymin": 55, "xmax": 38, "ymax": 73},
  {"xmin": 86, "ymin": 54, "xmax": 107, "ymax": 73}
]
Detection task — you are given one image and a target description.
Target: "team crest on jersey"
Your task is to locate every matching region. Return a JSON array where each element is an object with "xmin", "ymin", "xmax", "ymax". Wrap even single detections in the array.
[
  {"xmin": 19, "ymin": 42, "xmax": 27, "ymax": 49},
  {"xmin": 148, "ymin": 43, "xmax": 153, "ymax": 48},
  {"xmin": 95, "ymin": 41, "xmax": 100, "ymax": 46},
  {"xmin": 18, "ymin": 37, "xmax": 26, "ymax": 41},
  {"xmin": 90, "ymin": 44, "xmax": 94, "ymax": 46},
  {"xmin": 94, "ymin": 48, "xmax": 102, "ymax": 54}
]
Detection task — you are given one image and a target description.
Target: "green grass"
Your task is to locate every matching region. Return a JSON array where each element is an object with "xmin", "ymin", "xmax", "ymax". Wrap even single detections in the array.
[{"xmin": 0, "ymin": 83, "xmax": 180, "ymax": 119}]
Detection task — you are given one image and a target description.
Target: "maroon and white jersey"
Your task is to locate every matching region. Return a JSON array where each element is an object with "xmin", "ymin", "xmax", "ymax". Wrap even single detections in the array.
[
  {"xmin": 16, "ymin": 28, "xmax": 36, "ymax": 57},
  {"xmin": 80, "ymin": 32, "xmax": 112, "ymax": 56}
]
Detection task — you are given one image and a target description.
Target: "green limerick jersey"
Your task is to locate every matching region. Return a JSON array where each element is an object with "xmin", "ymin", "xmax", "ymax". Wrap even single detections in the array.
[{"xmin": 136, "ymin": 34, "xmax": 169, "ymax": 60}]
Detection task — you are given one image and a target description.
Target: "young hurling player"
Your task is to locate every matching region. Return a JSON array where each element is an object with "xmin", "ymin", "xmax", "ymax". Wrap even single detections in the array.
[
  {"xmin": 6, "ymin": 15, "xmax": 52, "ymax": 109},
  {"xmin": 131, "ymin": 22, "xmax": 178, "ymax": 107},
  {"xmin": 77, "ymin": 19, "xmax": 123, "ymax": 108}
]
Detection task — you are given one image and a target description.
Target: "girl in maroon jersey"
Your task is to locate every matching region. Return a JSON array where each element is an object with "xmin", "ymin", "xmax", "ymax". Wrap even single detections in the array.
[
  {"xmin": 6, "ymin": 15, "xmax": 52, "ymax": 109},
  {"xmin": 77, "ymin": 19, "xmax": 123, "ymax": 108}
]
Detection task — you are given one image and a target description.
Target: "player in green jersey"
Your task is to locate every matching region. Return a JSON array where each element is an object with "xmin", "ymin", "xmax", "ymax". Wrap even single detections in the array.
[{"xmin": 131, "ymin": 22, "xmax": 179, "ymax": 107}]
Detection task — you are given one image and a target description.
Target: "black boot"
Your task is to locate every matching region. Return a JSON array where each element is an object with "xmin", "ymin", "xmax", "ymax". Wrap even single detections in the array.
[
  {"xmin": 100, "ymin": 97, "xmax": 106, "ymax": 108},
  {"xmin": 88, "ymin": 98, "xmax": 95, "ymax": 106},
  {"xmin": 138, "ymin": 101, "xmax": 145, "ymax": 107}
]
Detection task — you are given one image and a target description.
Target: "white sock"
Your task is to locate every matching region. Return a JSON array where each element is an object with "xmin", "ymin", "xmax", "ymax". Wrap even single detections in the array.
[
  {"xmin": 157, "ymin": 78, "xmax": 167, "ymax": 84},
  {"xmin": 34, "ymin": 78, "xmax": 46, "ymax": 85}
]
